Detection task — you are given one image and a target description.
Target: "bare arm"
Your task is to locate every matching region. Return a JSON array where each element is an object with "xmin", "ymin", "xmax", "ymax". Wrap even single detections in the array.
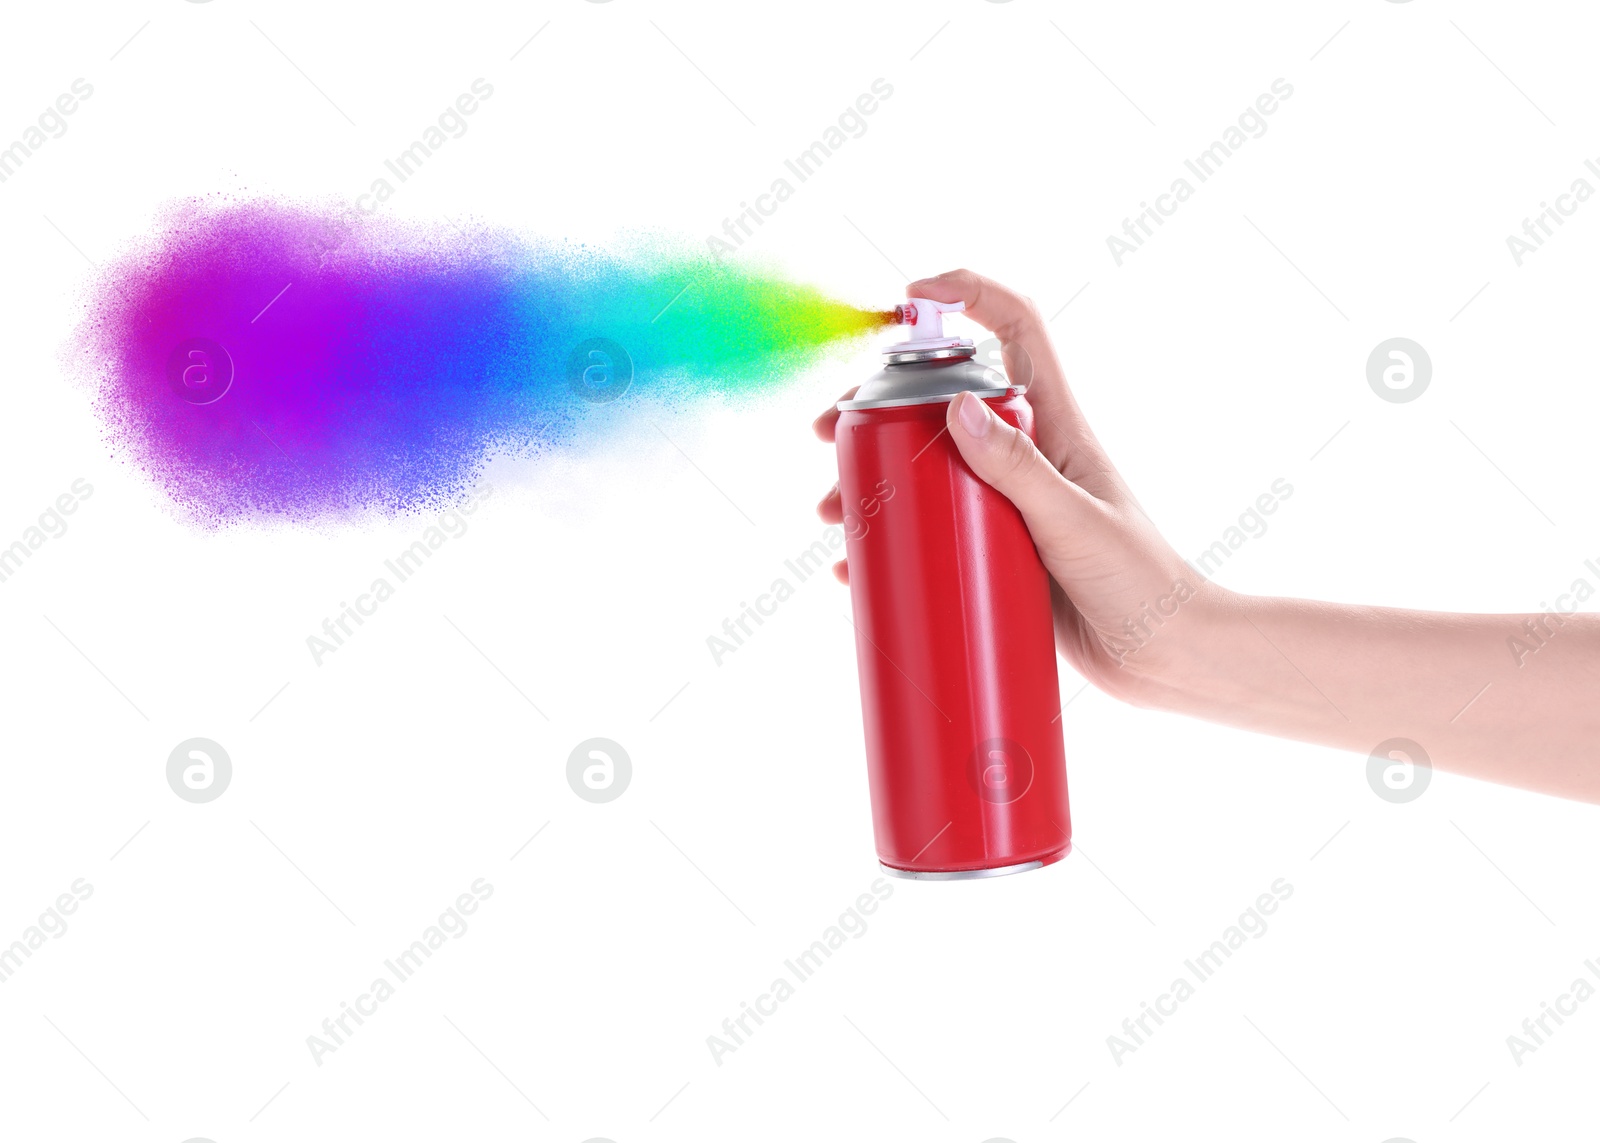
[{"xmin": 1138, "ymin": 593, "xmax": 1600, "ymax": 802}]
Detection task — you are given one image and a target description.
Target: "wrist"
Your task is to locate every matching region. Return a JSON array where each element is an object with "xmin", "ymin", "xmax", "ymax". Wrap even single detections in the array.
[{"xmin": 1112, "ymin": 579, "xmax": 1251, "ymax": 713}]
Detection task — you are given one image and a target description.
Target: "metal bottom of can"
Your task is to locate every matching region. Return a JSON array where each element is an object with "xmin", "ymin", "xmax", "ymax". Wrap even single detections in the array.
[{"xmin": 879, "ymin": 858, "xmax": 1046, "ymax": 881}]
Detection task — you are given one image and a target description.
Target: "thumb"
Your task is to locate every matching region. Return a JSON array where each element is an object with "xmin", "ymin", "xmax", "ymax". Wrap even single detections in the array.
[{"xmin": 947, "ymin": 391, "xmax": 1103, "ymax": 557}]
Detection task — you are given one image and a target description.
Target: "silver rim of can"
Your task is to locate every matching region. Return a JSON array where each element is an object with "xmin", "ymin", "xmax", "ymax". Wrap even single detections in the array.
[
  {"xmin": 879, "ymin": 858, "xmax": 1045, "ymax": 881},
  {"xmin": 837, "ymin": 385, "xmax": 1015, "ymax": 412},
  {"xmin": 882, "ymin": 345, "xmax": 976, "ymax": 366}
]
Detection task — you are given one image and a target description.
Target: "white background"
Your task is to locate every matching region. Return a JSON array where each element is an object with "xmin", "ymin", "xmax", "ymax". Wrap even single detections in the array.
[{"xmin": 2, "ymin": 1, "xmax": 1599, "ymax": 1140}]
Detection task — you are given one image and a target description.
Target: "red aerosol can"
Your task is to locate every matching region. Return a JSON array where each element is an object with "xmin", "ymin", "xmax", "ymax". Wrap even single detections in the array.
[{"xmin": 835, "ymin": 299, "xmax": 1071, "ymax": 879}]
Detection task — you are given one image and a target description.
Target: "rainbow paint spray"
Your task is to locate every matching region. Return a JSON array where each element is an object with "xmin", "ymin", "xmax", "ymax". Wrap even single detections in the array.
[{"xmin": 72, "ymin": 200, "xmax": 892, "ymax": 526}]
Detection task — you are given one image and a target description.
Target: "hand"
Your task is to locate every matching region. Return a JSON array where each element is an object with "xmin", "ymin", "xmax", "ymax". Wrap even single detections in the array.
[{"xmin": 814, "ymin": 269, "xmax": 1227, "ymax": 702}]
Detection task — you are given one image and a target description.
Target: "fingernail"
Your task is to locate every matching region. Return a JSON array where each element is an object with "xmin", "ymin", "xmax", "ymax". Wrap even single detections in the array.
[{"xmin": 957, "ymin": 391, "xmax": 991, "ymax": 437}]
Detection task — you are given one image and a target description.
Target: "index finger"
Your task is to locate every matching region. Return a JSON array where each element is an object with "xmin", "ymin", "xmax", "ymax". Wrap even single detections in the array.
[
  {"xmin": 908, "ymin": 268, "xmax": 1043, "ymax": 344},
  {"xmin": 906, "ymin": 269, "xmax": 1115, "ymax": 493}
]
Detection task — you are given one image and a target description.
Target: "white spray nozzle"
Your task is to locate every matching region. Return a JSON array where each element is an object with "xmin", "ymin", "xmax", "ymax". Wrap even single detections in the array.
[{"xmin": 890, "ymin": 297, "xmax": 970, "ymax": 353}]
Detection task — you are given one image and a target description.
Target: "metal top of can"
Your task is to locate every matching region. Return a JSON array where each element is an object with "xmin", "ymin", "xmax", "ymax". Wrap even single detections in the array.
[
  {"xmin": 883, "ymin": 343, "xmax": 976, "ymax": 366},
  {"xmin": 832, "ymin": 315, "xmax": 1017, "ymax": 409},
  {"xmin": 838, "ymin": 363, "xmax": 1015, "ymax": 410}
]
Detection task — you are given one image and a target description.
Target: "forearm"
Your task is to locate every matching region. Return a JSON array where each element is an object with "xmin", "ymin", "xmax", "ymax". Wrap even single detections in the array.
[{"xmin": 1133, "ymin": 588, "xmax": 1600, "ymax": 802}]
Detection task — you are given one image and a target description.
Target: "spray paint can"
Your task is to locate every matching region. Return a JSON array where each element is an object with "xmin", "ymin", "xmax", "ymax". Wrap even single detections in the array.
[{"xmin": 834, "ymin": 299, "xmax": 1071, "ymax": 879}]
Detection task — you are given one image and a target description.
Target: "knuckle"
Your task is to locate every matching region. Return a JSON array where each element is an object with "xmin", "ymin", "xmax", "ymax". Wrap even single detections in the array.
[{"xmin": 998, "ymin": 423, "xmax": 1040, "ymax": 482}]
